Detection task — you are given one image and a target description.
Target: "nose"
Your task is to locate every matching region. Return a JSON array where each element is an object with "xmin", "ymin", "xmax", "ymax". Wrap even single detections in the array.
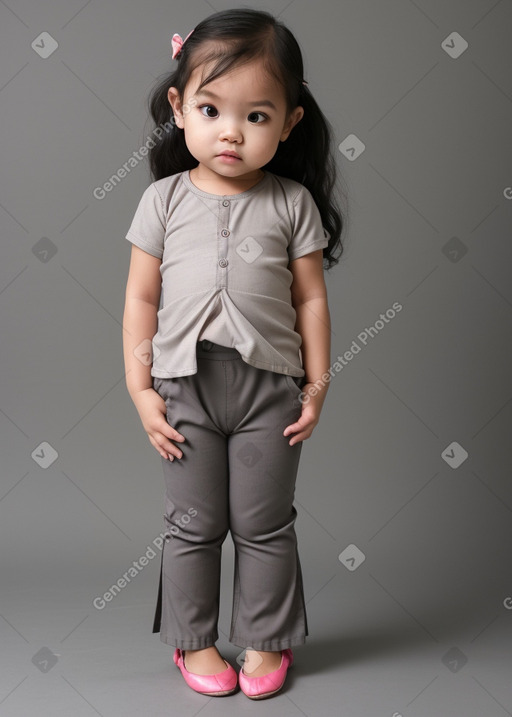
[{"xmin": 218, "ymin": 119, "xmax": 243, "ymax": 143}]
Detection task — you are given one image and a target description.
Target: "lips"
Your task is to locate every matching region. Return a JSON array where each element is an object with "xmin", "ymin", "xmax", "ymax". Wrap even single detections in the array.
[{"xmin": 218, "ymin": 151, "xmax": 241, "ymax": 159}]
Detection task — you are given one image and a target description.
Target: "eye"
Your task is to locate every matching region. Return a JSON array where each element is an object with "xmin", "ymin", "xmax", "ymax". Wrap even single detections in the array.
[
  {"xmin": 199, "ymin": 105, "xmax": 218, "ymax": 118},
  {"xmin": 248, "ymin": 111, "xmax": 267, "ymax": 124}
]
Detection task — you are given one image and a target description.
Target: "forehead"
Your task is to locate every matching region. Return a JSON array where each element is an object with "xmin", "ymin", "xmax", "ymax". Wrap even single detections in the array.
[{"xmin": 186, "ymin": 56, "xmax": 283, "ymax": 100}]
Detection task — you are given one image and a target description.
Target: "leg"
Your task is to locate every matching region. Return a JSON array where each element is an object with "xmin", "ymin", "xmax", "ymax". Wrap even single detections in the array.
[
  {"xmin": 152, "ymin": 371, "xmax": 230, "ymax": 650},
  {"xmin": 226, "ymin": 361, "xmax": 309, "ymax": 651}
]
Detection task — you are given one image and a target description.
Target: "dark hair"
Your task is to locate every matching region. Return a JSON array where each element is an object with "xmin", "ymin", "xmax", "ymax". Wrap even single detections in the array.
[{"xmin": 145, "ymin": 8, "xmax": 345, "ymax": 268}]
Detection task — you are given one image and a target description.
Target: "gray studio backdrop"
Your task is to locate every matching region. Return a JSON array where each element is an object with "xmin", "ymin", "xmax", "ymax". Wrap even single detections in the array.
[{"xmin": 1, "ymin": 1, "xmax": 511, "ymax": 716}]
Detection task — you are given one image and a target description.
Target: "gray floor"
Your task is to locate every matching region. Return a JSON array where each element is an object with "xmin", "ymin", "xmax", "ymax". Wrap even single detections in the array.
[{"xmin": 1, "ymin": 528, "xmax": 510, "ymax": 717}]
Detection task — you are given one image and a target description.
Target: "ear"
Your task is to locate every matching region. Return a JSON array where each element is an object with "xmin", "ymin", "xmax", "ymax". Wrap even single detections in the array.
[
  {"xmin": 168, "ymin": 87, "xmax": 184, "ymax": 128},
  {"xmin": 280, "ymin": 106, "xmax": 304, "ymax": 142}
]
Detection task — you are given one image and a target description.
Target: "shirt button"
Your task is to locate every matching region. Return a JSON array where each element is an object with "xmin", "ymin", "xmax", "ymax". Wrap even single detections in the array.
[
  {"xmin": 222, "ymin": 200, "xmax": 230, "ymax": 207},
  {"xmin": 219, "ymin": 258, "xmax": 228, "ymax": 268},
  {"xmin": 221, "ymin": 229, "xmax": 230, "ymax": 237}
]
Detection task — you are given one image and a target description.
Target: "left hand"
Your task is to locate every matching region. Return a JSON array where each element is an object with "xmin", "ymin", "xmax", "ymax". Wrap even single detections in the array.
[{"xmin": 283, "ymin": 383, "xmax": 326, "ymax": 446}]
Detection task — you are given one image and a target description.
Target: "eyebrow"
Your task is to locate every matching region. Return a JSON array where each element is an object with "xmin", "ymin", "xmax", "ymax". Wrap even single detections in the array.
[{"xmin": 195, "ymin": 89, "xmax": 277, "ymax": 110}]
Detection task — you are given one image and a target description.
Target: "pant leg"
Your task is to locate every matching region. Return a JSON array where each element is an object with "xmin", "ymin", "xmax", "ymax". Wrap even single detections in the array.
[
  {"xmin": 151, "ymin": 365, "xmax": 231, "ymax": 649},
  {"xmin": 151, "ymin": 341, "xmax": 309, "ymax": 651},
  {"xmin": 223, "ymin": 358, "xmax": 310, "ymax": 650}
]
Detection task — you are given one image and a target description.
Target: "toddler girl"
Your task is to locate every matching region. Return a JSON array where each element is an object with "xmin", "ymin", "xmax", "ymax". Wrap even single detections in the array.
[{"xmin": 123, "ymin": 7, "xmax": 344, "ymax": 699}]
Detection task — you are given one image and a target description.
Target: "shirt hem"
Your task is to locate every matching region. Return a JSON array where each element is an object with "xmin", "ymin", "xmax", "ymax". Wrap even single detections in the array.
[
  {"xmin": 239, "ymin": 354, "xmax": 305, "ymax": 377},
  {"xmin": 288, "ymin": 238, "xmax": 329, "ymax": 262},
  {"xmin": 151, "ymin": 355, "xmax": 305, "ymax": 379},
  {"xmin": 125, "ymin": 232, "xmax": 163, "ymax": 259},
  {"xmin": 151, "ymin": 368, "xmax": 198, "ymax": 378}
]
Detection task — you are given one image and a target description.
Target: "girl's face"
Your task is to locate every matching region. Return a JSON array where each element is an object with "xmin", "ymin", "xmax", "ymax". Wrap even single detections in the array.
[{"xmin": 168, "ymin": 58, "xmax": 304, "ymax": 186}]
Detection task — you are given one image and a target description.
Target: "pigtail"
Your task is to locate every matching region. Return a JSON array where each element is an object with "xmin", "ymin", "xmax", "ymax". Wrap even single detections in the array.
[
  {"xmin": 146, "ymin": 73, "xmax": 197, "ymax": 182},
  {"xmin": 264, "ymin": 83, "xmax": 345, "ymax": 269}
]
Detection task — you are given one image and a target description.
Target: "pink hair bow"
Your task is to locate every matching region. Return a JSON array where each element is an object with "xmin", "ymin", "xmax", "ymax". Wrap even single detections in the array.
[{"xmin": 171, "ymin": 31, "xmax": 193, "ymax": 60}]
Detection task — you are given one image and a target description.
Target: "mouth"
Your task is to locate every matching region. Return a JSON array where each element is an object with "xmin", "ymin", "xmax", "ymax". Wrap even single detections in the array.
[{"xmin": 217, "ymin": 151, "xmax": 241, "ymax": 159}]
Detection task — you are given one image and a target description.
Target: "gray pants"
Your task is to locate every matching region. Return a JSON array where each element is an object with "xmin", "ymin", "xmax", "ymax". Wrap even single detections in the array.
[{"xmin": 151, "ymin": 340, "xmax": 309, "ymax": 651}]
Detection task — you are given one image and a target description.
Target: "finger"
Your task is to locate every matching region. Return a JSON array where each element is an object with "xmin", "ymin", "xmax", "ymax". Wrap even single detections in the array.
[
  {"xmin": 164, "ymin": 424, "xmax": 186, "ymax": 442},
  {"xmin": 166, "ymin": 441, "xmax": 183, "ymax": 460},
  {"xmin": 283, "ymin": 420, "xmax": 302, "ymax": 436},
  {"xmin": 153, "ymin": 433, "xmax": 184, "ymax": 460},
  {"xmin": 288, "ymin": 429, "xmax": 312, "ymax": 446},
  {"xmin": 150, "ymin": 436, "xmax": 175, "ymax": 461}
]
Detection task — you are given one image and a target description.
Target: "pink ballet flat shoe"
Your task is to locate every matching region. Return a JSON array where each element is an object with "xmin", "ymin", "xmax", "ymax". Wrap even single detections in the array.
[
  {"xmin": 238, "ymin": 648, "xmax": 294, "ymax": 699},
  {"xmin": 173, "ymin": 648, "xmax": 238, "ymax": 696}
]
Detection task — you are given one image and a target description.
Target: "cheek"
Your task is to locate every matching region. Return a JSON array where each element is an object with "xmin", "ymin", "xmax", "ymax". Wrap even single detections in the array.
[
  {"xmin": 247, "ymin": 126, "xmax": 268, "ymax": 143},
  {"xmin": 251, "ymin": 127, "xmax": 282, "ymax": 155},
  {"xmin": 183, "ymin": 120, "xmax": 209, "ymax": 145}
]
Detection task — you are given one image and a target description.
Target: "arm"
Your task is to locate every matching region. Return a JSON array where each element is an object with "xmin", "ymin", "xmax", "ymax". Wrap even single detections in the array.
[
  {"xmin": 123, "ymin": 245, "xmax": 161, "ymax": 396},
  {"xmin": 122, "ymin": 245, "xmax": 185, "ymax": 460},
  {"xmin": 283, "ymin": 249, "xmax": 331, "ymax": 445}
]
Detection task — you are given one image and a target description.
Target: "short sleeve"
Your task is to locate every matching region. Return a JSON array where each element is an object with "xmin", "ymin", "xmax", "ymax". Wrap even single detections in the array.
[
  {"xmin": 288, "ymin": 185, "xmax": 330, "ymax": 262},
  {"xmin": 125, "ymin": 183, "xmax": 165, "ymax": 259}
]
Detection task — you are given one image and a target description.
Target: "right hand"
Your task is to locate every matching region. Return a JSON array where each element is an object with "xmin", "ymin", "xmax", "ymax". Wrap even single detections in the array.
[{"xmin": 131, "ymin": 388, "xmax": 185, "ymax": 461}]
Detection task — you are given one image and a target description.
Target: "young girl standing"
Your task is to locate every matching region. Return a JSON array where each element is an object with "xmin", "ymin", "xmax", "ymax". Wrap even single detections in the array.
[{"xmin": 123, "ymin": 7, "xmax": 344, "ymax": 699}]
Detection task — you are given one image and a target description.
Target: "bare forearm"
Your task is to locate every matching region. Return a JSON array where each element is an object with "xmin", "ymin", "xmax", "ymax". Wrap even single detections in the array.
[
  {"xmin": 295, "ymin": 296, "xmax": 331, "ymax": 397},
  {"xmin": 123, "ymin": 296, "xmax": 158, "ymax": 397}
]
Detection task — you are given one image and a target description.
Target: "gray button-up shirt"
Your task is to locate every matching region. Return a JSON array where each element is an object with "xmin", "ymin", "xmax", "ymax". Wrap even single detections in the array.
[{"xmin": 125, "ymin": 169, "xmax": 329, "ymax": 378}]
